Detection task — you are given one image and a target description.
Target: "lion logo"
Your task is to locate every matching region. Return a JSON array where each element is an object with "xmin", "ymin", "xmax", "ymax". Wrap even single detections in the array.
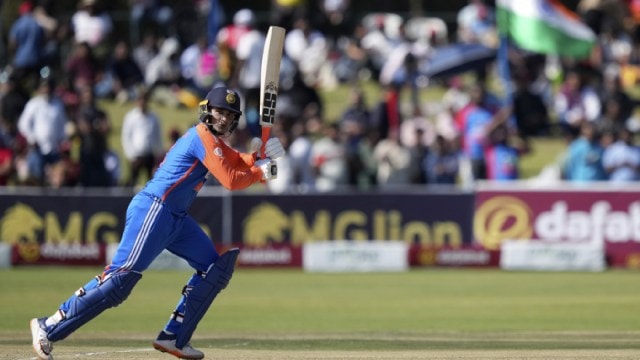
[
  {"xmin": 1, "ymin": 202, "xmax": 44, "ymax": 244},
  {"xmin": 243, "ymin": 203, "xmax": 289, "ymax": 246}
]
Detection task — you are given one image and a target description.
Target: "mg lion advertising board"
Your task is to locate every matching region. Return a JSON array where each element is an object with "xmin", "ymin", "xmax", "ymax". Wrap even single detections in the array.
[
  {"xmin": 474, "ymin": 186, "xmax": 640, "ymax": 268},
  {"xmin": 231, "ymin": 191, "xmax": 479, "ymax": 267},
  {"xmin": 0, "ymin": 190, "xmax": 224, "ymax": 266},
  {"xmin": 231, "ymin": 192, "xmax": 474, "ymax": 247}
]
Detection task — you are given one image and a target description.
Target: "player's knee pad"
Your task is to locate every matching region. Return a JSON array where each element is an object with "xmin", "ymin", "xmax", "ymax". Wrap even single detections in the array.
[
  {"xmin": 48, "ymin": 271, "xmax": 142, "ymax": 342},
  {"xmin": 176, "ymin": 248, "xmax": 239, "ymax": 349}
]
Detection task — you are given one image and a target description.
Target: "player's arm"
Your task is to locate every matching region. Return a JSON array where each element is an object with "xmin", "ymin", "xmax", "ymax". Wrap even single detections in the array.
[
  {"xmin": 195, "ymin": 124, "xmax": 262, "ymax": 190},
  {"xmin": 237, "ymin": 151, "xmax": 258, "ymax": 167}
]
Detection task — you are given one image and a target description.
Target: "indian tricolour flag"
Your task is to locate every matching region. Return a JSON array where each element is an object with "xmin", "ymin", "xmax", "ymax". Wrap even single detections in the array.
[{"xmin": 496, "ymin": 0, "xmax": 596, "ymax": 59}]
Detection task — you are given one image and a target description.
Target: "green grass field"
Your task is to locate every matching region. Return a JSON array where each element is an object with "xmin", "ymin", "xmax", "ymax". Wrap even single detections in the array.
[{"xmin": 2, "ymin": 267, "xmax": 640, "ymax": 359}]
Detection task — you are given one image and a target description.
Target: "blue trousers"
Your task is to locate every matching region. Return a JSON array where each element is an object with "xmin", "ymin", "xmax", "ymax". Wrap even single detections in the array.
[{"xmin": 58, "ymin": 192, "xmax": 219, "ymax": 335}]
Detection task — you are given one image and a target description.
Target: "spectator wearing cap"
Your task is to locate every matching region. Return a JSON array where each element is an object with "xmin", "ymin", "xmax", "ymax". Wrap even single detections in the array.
[{"xmin": 9, "ymin": 1, "xmax": 45, "ymax": 91}]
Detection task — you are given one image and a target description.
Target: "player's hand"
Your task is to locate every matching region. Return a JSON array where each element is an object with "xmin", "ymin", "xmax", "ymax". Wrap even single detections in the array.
[
  {"xmin": 250, "ymin": 137, "xmax": 263, "ymax": 153},
  {"xmin": 265, "ymin": 138, "xmax": 285, "ymax": 159},
  {"xmin": 255, "ymin": 158, "xmax": 278, "ymax": 181},
  {"xmin": 251, "ymin": 138, "xmax": 285, "ymax": 160}
]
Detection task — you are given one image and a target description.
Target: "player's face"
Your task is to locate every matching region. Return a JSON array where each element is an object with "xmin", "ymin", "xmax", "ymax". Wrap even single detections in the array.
[{"xmin": 210, "ymin": 107, "xmax": 236, "ymax": 135}]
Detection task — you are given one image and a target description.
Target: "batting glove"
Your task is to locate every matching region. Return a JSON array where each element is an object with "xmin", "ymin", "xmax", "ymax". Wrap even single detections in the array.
[
  {"xmin": 265, "ymin": 138, "xmax": 285, "ymax": 159},
  {"xmin": 250, "ymin": 137, "xmax": 262, "ymax": 153},
  {"xmin": 255, "ymin": 158, "xmax": 278, "ymax": 181}
]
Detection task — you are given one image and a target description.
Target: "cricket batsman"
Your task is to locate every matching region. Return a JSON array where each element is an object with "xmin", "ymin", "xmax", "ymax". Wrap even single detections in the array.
[{"xmin": 30, "ymin": 86, "xmax": 285, "ymax": 359}]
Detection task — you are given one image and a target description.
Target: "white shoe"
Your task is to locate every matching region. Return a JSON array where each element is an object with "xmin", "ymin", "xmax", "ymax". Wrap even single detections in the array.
[
  {"xmin": 30, "ymin": 318, "xmax": 53, "ymax": 360},
  {"xmin": 153, "ymin": 338, "xmax": 204, "ymax": 359}
]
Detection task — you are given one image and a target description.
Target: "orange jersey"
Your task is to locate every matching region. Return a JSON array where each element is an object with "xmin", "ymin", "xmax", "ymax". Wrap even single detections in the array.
[{"xmin": 142, "ymin": 123, "xmax": 263, "ymax": 212}]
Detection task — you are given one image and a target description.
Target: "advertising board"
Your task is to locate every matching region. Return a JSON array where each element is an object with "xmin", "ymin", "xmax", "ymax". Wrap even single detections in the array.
[{"xmin": 474, "ymin": 186, "xmax": 640, "ymax": 268}]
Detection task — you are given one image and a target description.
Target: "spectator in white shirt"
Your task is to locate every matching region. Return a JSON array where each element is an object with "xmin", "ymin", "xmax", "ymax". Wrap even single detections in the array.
[
  {"xmin": 310, "ymin": 122, "xmax": 348, "ymax": 191},
  {"xmin": 17, "ymin": 76, "xmax": 68, "ymax": 183},
  {"xmin": 284, "ymin": 16, "xmax": 330, "ymax": 86},
  {"xmin": 287, "ymin": 121, "xmax": 316, "ymax": 192},
  {"xmin": 70, "ymin": 0, "xmax": 112, "ymax": 58},
  {"xmin": 373, "ymin": 127, "xmax": 412, "ymax": 187},
  {"xmin": 456, "ymin": 0, "xmax": 497, "ymax": 46},
  {"xmin": 602, "ymin": 127, "xmax": 640, "ymax": 182},
  {"xmin": 121, "ymin": 89, "xmax": 163, "ymax": 186},
  {"xmin": 145, "ymin": 37, "xmax": 181, "ymax": 87}
]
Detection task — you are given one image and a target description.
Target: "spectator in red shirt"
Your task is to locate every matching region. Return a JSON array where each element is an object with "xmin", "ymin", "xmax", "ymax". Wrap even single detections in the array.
[
  {"xmin": 0, "ymin": 136, "xmax": 14, "ymax": 185},
  {"xmin": 65, "ymin": 41, "xmax": 99, "ymax": 92},
  {"xmin": 216, "ymin": 9, "xmax": 255, "ymax": 52}
]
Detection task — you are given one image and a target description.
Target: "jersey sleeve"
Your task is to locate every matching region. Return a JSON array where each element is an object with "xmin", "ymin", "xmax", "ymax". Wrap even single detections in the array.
[{"xmin": 195, "ymin": 124, "xmax": 264, "ymax": 190}]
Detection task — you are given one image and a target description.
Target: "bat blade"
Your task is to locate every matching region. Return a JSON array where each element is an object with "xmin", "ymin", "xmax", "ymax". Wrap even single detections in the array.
[{"xmin": 259, "ymin": 26, "xmax": 285, "ymax": 158}]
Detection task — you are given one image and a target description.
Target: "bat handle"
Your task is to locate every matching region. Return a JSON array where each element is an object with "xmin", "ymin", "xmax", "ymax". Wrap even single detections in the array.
[{"xmin": 260, "ymin": 127, "xmax": 271, "ymax": 159}]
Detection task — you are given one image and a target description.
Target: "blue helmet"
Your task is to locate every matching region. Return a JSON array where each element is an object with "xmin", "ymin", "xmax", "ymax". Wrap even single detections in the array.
[
  {"xmin": 199, "ymin": 86, "xmax": 242, "ymax": 136},
  {"xmin": 203, "ymin": 87, "xmax": 242, "ymax": 115}
]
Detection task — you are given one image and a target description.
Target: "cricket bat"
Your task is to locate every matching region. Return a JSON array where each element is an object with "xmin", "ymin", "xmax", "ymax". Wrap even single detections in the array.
[{"xmin": 259, "ymin": 26, "xmax": 286, "ymax": 159}]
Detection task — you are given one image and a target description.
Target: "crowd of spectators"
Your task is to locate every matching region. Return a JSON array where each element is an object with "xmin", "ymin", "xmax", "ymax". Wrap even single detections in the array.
[{"xmin": 1, "ymin": 0, "xmax": 640, "ymax": 191}]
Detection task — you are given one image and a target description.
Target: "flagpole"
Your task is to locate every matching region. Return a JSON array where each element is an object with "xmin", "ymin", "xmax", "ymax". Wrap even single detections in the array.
[
  {"xmin": 498, "ymin": 35, "xmax": 512, "ymax": 107},
  {"xmin": 496, "ymin": 2, "xmax": 515, "ymax": 128}
]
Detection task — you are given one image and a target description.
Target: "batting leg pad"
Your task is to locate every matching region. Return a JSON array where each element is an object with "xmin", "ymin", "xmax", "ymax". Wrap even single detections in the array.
[
  {"xmin": 48, "ymin": 271, "xmax": 142, "ymax": 342},
  {"xmin": 175, "ymin": 248, "xmax": 239, "ymax": 349}
]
